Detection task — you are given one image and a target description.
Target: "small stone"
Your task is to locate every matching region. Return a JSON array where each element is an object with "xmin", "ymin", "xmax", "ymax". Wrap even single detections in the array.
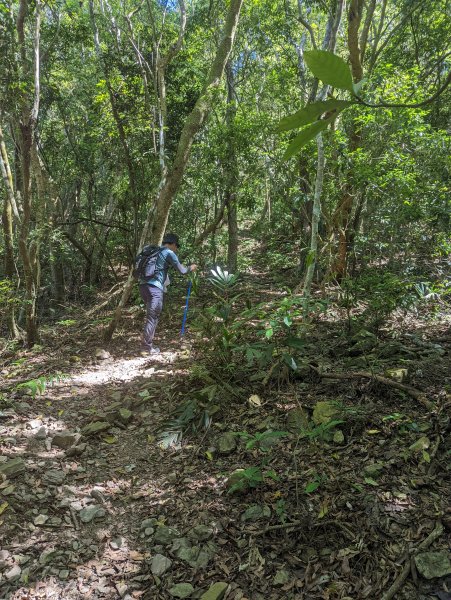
[
  {"xmin": 95, "ymin": 348, "xmax": 110, "ymax": 360},
  {"xmin": 169, "ymin": 583, "xmax": 195, "ymax": 598},
  {"xmin": 35, "ymin": 427, "xmax": 47, "ymax": 439},
  {"xmin": 82, "ymin": 421, "xmax": 111, "ymax": 436},
  {"xmin": 188, "ymin": 524, "xmax": 213, "ymax": 541},
  {"xmin": 312, "ymin": 401, "xmax": 340, "ymax": 425},
  {"xmin": 59, "ymin": 569, "xmax": 70, "ymax": 579},
  {"xmin": 218, "ymin": 432, "xmax": 237, "ymax": 454},
  {"xmin": 273, "ymin": 569, "xmax": 291, "ymax": 586},
  {"xmin": 225, "ymin": 469, "xmax": 250, "ymax": 492},
  {"xmin": 0, "ymin": 457, "xmax": 25, "ymax": 478},
  {"xmin": 414, "ymin": 552, "xmax": 451, "ymax": 579},
  {"xmin": 5, "ymin": 564, "xmax": 21, "ymax": 580},
  {"xmin": 200, "ymin": 582, "xmax": 228, "ymax": 600},
  {"xmin": 34, "ymin": 514, "xmax": 49, "ymax": 526},
  {"xmin": 66, "ymin": 443, "xmax": 87, "ymax": 457},
  {"xmin": 153, "ymin": 525, "xmax": 181, "ymax": 544},
  {"xmin": 167, "ymin": 473, "xmax": 178, "ymax": 484},
  {"xmin": 141, "ymin": 518, "xmax": 157, "ymax": 529},
  {"xmin": 150, "ymin": 554, "xmax": 172, "ymax": 576},
  {"xmin": 79, "ymin": 505, "xmax": 106, "ymax": 523},
  {"xmin": 52, "ymin": 431, "xmax": 79, "ymax": 449},
  {"xmin": 43, "ymin": 470, "xmax": 66, "ymax": 485},
  {"xmin": 333, "ymin": 430, "xmax": 345, "ymax": 444}
]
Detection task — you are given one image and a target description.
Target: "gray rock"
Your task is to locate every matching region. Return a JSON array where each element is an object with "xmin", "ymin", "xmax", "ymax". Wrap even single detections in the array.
[
  {"xmin": 5, "ymin": 564, "xmax": 21, "ymax": 580},
  {"xmin": 200, "ymin": 582, "xmax": 228, "ymax": 600},
  {"xmin": 95, "ymin": 348, "xmax": 110, "ymax": 360},
  {"xmin": 141, "ymin": 518, "xmax": 157, "ymax": 529},
  {"xmin": 150, "ymin": 554, "xmax": 172, "ymax": 576},
  {"xmin": 82, "ymin": 421, "xmax": 111, "ymax": 436},
  {"xmin": 218, "ymin": 432, "xmax": 237, "ymax": 454},
  {"xmin": 0, "ymin": 457, "xmax": 25, "ymax": 478},
  {"xmin": 52, "ymin": 431, "xmax": 79, "ymax": 449},
  {"xmin": 172, "ymin": 538, "xmax": 217, "ymax": 568},
  {"xmin": 79, "ymin": 505, "xmax": 106, "ymax": 523},
  {"xmin": 414, "ymin": 552, "xmax": 451, "ymax": 579},
  {"xmin": 66, "ymin": 443, "xmax": 87, "ymax": 457},
  {"xmin": 35, "ymin": 427, "xmax": 47, "ymax": 439},
  {"xmin": 169, "ymin": 583, "xmax": 195, "ymax": 598},
  {"xmin": 43, "ymin": 470, "xmax": 66, "ymax": 486},
  {"xmin": 188, "ymin": 525, "xmax": 213, "ymax": 542},
  {"xmin": 153, "ymin": 525, "xmax": 181, "ymax": 544},
  {"xmin": 312, "ymin": 401, "xmax": 340, "ymax": 425},
  {"xmin": 59, "ymin": 569, "xmax": 70, "ymax": 579}
]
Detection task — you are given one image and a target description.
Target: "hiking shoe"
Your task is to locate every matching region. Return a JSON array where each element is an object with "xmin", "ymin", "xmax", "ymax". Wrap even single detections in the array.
[{"xmin": 140, "ymin": 346, "xmax": 160, "ymax": 356}]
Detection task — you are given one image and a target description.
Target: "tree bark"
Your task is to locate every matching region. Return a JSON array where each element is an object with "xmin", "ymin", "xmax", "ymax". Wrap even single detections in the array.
[
  {"xmin": 103, "ymin": 0, "xmax": 244, "ymax": 342},
  {"xmin": 225, "ymin": 61, "xmax": 239, "ymax": 273}
]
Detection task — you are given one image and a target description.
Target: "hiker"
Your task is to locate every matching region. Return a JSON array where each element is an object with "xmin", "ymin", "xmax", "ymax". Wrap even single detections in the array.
[{"xmin": 137, "ymin": 233, "xmax": 197, "ymax": 354}]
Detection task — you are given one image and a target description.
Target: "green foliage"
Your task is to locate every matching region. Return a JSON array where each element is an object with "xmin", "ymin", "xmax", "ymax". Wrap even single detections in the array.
[
  {"xmin": 16, "ymin": 373, "xmax": 68, "ymax": 398},
  {"xmin": 235, "ymin": 430, "xmax": 289, "ymax": 452},
  {"xmin": 227, "ymin": 466, "xmax": 279, "ymax": 494},
  {"xmin": 304, "ymin": 51, "xmax": 354, "ymax": 93},
  {"xmin": 300, "ymin": 420, "xmax": 344, "ymax": 442}
]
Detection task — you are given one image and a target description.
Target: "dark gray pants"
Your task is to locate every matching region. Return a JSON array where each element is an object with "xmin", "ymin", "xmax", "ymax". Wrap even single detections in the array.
[{"xmin": 139, "ymin": 284, "xmax": 164, "ymax": 349}]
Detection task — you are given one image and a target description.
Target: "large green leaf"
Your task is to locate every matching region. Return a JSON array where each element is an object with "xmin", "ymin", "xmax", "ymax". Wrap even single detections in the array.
[
  {"xmin": 304, "ymin": 50, "xmax": 354, "ymax": 92},
  {"xmin": 278, "ymin": 99, "xmax": 351, "ymax": 132},
  {"xmin": 283, "ymin": 117, "xmax": 332, "ymax": 160}
]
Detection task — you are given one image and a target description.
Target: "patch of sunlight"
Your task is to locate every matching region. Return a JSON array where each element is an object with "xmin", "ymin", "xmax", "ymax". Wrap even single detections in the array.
[{"xmin": 62, "ymin": 353, "xmax": 178, "ymax": 387}]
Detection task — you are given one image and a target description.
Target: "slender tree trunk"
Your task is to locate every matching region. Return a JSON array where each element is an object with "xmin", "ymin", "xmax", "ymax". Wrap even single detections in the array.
[
  {"xmin": 301, "ymin": 133, "xmax": 325, "ymax": 299},
  {"xmin": 16, "ymin": 0, "xmax": 42, "ymax": 346},
  {"xmin": 225, "ymin": 61, "xmax": 239, "ymax": 272},
  {"xmin": 331, "ymin": 0, "xmax": 364, "ymax": 280},
  {"xmin": 103, "ymin": 0, "xmax": 244, "ymax": 342}
]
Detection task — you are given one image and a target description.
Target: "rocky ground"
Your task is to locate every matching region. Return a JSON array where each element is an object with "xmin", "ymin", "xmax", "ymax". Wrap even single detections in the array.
[{"xmin": 0, "ymin": 272, "xmax": 450, "ymax": 600}]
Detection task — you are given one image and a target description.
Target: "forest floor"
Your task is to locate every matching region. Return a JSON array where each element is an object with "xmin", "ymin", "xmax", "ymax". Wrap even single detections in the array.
[{"xmin": 0, "ymin": 244, "xmax": 450, "ymax": 600}]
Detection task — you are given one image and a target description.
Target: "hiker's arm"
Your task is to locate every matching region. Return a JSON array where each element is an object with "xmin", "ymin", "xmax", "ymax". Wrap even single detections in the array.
[{"xmin": 166, "ymin": 250, "xmax": 196, "ymax": 274}]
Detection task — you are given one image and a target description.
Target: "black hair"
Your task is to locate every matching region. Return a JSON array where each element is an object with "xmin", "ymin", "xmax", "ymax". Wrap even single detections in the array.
[{"xmin": 162, "ymin": 233, "xmax": 180, "ymax": 247}]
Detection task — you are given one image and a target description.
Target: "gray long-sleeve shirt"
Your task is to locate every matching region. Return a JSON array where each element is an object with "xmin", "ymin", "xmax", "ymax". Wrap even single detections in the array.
[{"xmin": 140, "ymin": 246, "xmax": 189, "ymax": 290}]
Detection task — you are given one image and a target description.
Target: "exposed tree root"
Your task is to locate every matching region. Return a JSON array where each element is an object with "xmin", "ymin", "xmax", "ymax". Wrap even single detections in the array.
[{"xmin": 381, "ymin": 521, "xmax": 444, "ymax": 600}]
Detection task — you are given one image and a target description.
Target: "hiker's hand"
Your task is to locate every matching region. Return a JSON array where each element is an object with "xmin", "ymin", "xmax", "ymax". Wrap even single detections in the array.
[{"xmin": 190, "ymin": 264, "xmax": 198, "ymax": 272}]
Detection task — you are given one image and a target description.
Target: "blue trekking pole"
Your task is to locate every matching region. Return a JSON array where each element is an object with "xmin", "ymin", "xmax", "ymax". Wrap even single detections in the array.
[{"xmin": 180, "ymin": 280, "xmax": 192, "ymax": 337}]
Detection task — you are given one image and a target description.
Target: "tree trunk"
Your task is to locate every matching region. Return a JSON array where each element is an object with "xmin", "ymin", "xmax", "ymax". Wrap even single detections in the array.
[
  {"xmin": 103, "ymin": 0, "xmax": 244, "ymax": 343},
  {"xmin": 225, "ymin": 61, "xmax": 239, "ymax": 273},
  {"xmin": 300, "ymin": 133, "xmax": 325, "ymax": 299},
  {"xmin": 330, "ymin": 0, "xmax": 364, "ymax": 281}
]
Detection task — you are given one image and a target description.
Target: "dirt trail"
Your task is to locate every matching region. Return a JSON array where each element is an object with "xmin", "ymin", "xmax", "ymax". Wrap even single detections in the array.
[{"xmin": 0, "ymin": 258, "xmax": 450, "ymax": 600}]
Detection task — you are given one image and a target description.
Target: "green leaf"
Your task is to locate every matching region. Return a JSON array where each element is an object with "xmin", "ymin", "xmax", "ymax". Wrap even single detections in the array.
[
  {"xmin": 278, "ymin": 99, "xmax": 351, "ymax": 132},
  {"xmin": 285, "ymin": 336, "xmax": 305, "ymax": 350},
  {"xmin": 364, "ymin": 477, "xmax": 379, "ymax": 486},
  {"xmin": 305, "ymin": 479, "xmax": 321, "ymax": 494},
  {"xmin": 304, "ymin": 50, "xmax": 354, "ymax": 92},
  {"xmin": 283, "ymin": 118, "xmax": 332, "ymax": 160}
]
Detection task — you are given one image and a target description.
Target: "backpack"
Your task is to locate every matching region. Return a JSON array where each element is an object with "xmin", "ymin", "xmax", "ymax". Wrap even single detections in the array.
[{"xmin": 133, "ymin": 245, "xmax": 161, "ymax": 280}]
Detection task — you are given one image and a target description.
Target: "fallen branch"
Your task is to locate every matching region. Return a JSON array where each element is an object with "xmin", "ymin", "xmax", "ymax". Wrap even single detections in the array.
[
  {"xmin": 381, "ymin": 521, "xmax": 443, "ymax": 600},
  {"xmin": 310, "ymin": 366, "xmax": 434, "ymax": 409},
  {"xmin": 251, "ymin": 519, "xmax": 354, "ymax": 539}
]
